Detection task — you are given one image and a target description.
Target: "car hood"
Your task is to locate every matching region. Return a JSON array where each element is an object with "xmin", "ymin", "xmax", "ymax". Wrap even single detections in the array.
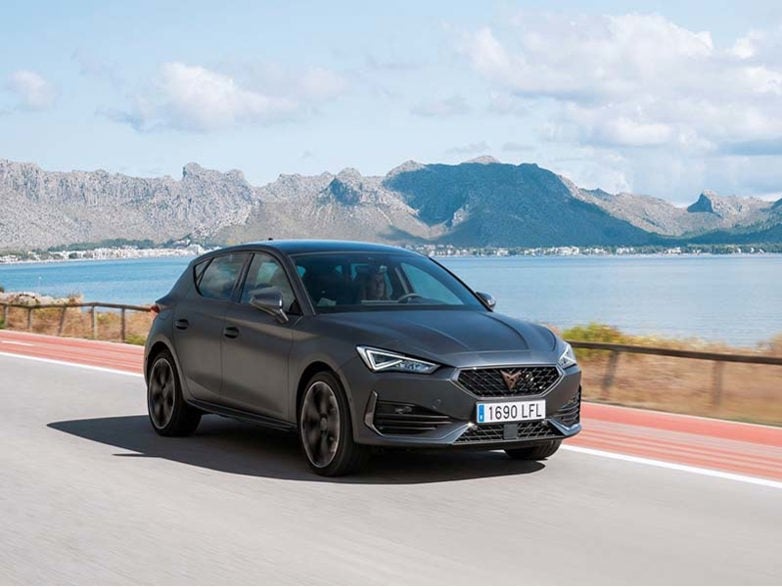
[{"xmin": 317, "ymin": 310, "xmax": 558, "ymax": 368}]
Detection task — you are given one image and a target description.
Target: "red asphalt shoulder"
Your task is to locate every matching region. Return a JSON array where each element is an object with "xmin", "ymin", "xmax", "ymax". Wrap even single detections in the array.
[{"xmin": 582, "ymin": 402, "xmax": 782, "ymax": 448}]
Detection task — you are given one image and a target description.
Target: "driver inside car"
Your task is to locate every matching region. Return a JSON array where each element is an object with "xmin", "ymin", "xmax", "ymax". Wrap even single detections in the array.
[{"xmin": 359, "ymin": 265, "xmax": 389, "ymax": 301}]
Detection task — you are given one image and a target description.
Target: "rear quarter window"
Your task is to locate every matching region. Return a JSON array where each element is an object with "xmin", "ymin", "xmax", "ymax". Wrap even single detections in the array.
[{"xmin": 195, "ymin": 253, "xmax": 249, "ymax": 300}]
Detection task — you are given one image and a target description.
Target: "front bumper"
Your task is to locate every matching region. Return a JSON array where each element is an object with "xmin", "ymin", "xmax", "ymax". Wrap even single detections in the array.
[{"xmin": 340, "ymin": 357, "xmax": 582, "ymax": 449}]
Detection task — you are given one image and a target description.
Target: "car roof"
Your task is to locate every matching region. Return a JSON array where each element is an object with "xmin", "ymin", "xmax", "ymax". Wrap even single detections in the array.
[{"xmin": 200, "ymin": 239, "xmax": 422, "ymax": 258}]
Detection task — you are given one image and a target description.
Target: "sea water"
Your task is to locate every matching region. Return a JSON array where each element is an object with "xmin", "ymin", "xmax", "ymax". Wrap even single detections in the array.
[{"xmin": 1, "ymin": 254, "xmax": 780, "ymax": 347}]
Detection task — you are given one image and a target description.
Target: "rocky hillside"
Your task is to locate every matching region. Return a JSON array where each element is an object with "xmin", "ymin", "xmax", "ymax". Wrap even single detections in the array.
[
  {"xmin": 217, "ymin": 167, "xmax": 445, "ymax": 245},
  {"xmin": 1, "ymin": 157, "xmax": 780, "ymax": 250},
  {"xmin": 0, "ymin": 160, "xmax": 258, "ymax": 249},
  {"xmin": 384, "ymin": 162, "xmax": 652, "ymax": 247},
  {"xmin": 567, "ymin": 182, "xmax": 776, "ymax": 237}
]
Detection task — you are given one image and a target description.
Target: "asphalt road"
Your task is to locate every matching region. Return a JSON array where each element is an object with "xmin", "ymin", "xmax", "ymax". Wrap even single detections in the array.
[{"xmin": 2, "ymin": 353, "xmax": 781, "ymax": 585}]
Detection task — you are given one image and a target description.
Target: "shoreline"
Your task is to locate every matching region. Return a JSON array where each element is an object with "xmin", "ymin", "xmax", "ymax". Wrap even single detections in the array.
[
  {"xmin": 2, "ymin": 245, "xmax": 782, "ymax": 266},
  {"xmin": 0, "ymin": 246, "xmax": 208, "ymax": 266}
]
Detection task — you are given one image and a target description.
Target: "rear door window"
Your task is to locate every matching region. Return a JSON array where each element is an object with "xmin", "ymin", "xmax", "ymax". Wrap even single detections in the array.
[{"xmin": 196, "ymin": 253, "xmax": 249, "ymax": 301}]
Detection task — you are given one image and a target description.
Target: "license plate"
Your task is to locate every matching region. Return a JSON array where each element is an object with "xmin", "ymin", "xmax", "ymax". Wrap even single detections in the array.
[{"xmin": 476, "ymin": 400, "xmax": 546, "ymax": 424}]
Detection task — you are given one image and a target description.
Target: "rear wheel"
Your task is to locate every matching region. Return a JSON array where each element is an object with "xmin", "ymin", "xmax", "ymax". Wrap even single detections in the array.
[
  {"xmin": 299, "ymin": 371, "xmax": 368, "ymax": 476},
  {"xmin": 505, "ymin": 440, "xmax": 561, "ymax": 460},
  {"xmin": 147, "ymin": 350, "xmax": 201, "ymax": 436}
]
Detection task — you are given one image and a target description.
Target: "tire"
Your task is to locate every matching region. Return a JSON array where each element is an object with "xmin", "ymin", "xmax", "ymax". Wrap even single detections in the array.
[
  {"xmin": 505, "ymin": 440, "xmax": 562, "ymax": 461},
  {"xmin": 147, "ymin": 350, "xmax": 201, "ymax": 437},
  {"xmin": 299, "ymin": 371, "xmax": 368, "ymax": 476}
]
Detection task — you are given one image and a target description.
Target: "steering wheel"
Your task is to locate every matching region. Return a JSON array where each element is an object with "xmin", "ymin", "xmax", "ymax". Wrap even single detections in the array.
[{"xmin": 397, "ymin": 292, "xmax": 424, "ymax": 303}]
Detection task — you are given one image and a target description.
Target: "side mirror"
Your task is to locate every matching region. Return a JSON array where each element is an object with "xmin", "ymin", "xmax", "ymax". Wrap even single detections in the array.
[
  {"xmin": 476, "ymin": 291, "xmax": 496, "ymax": 310},
  {"xmin": 250, "ymin": 287, "xmax": 289, "ymax": 324}
]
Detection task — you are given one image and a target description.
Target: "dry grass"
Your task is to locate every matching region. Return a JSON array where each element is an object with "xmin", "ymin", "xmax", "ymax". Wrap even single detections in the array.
[
  {"xmin": 577, "ymin": 352, "xmax": 782, "ymax": 426},
  {"xmin": 559, "ymin": 323, "xmax": 782, "ymax": 426},
  {"xmin": 1, "ymin": 305, "xmax": 153, "ymax": 345}
]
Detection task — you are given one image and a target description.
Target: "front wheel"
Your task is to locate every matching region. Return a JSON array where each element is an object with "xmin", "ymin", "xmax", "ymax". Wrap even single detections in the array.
[
  {"xmin": 299, "ymin": 372, "xmax": 368, "ymax": 476},
  {"xmin": 505, "ymin": 440, "xmax": 562, "ymax": 460},
  {"xmin": 147, "ymin": 350, "xmax": 201, "ymax": 436}
]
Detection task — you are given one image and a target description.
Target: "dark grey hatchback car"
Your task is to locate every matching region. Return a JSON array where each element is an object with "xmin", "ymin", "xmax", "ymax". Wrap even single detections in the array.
[{"xmin": 144, "ymin": 240, "xmax": 582, "ymax": 476}]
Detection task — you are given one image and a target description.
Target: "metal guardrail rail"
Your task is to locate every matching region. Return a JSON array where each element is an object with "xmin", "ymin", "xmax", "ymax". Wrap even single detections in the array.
[
  {"xmin": 2, "ymin": 301, "xmax": 780, "ymax": 407},
  {"xmin": 568, "ymin": 340, "xmax": 782, "ymax": 407},
  {"xmin": 0, "ymin": 301, "xmax": 151, "ymax": 342}
]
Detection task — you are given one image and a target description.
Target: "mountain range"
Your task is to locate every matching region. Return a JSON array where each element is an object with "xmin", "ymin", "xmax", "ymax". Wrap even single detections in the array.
[{"xmin": 1, "ymin": 157, "xmax": 781, "ymax": 251}]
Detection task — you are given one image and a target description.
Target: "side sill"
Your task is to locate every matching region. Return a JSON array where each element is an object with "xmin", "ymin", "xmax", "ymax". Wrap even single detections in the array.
[{"xmin": 189, "ymin": 399, "xmax": 297, "ymax": 432}]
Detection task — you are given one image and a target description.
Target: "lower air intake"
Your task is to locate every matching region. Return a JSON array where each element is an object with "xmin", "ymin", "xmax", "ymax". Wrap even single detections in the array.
[{"xmin": 374, "ymin": 402, "xmax": 454, "ymax": 435}]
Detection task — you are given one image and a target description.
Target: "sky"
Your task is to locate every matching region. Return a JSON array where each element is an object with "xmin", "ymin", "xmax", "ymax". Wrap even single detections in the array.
[{"xmin": 2, "ymin": 0, "xmax": 782, "ymax": 204}]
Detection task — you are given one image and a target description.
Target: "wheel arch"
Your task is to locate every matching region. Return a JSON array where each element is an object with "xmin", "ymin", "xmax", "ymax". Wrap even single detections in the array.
[
  {"xmin": 295, "ymin": 361, "xmax": 356, "ymax": 422},
  {"xmin": 144, "ymin": 338, "xmax": 192, "ymax": 402},
  {"xmin": 296, "ymin": 361, "xmax": 335, "ymax": 415},
  {"xmin": 145, "ymin": 341, "xmax": 172, "ymax": 379}
]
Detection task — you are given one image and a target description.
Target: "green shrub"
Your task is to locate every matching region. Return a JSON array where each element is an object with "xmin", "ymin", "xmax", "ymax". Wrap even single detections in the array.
[
  {"xmin": 126, "ymin": 333, "xmax": 147, "ymax": 346},
  {"xmin": 561, "ymin": 323, "xmax": 632, "ymax": 361},
  {"xmin": 562, "ymin": 322, "xmax": 727, "ymax": 361},
  {"xmin": 562, "ymin": 322, "xmax": 631, "ymax": 345}
]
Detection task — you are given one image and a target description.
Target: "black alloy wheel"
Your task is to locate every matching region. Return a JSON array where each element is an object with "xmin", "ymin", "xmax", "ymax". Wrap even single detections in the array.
[
  {"xmin": 147, "ymin": 350, "xmax": 201, "ymax": 436},
  {"xmin": 299, "ymin": 371, "xmax": 368, "ymax": 476}
]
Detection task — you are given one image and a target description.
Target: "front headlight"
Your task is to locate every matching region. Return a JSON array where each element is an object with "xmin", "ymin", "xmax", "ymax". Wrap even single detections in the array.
[
  {"xmin": 356, "ymin": 346, "xmax": 439, "ymax": 374},
  {"xmin": 558, "ymin": 342, "xmax": 578, "ymax": 369}
]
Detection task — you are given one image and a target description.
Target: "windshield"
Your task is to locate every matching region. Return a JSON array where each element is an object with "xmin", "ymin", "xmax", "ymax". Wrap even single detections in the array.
[{"xmin": 292, "ymin": 252, "xmax": 484, "ymax": 312}]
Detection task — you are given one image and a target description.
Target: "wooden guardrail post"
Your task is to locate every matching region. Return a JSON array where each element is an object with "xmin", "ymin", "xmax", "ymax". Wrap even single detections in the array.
[
  {"xmin": 26, "ymin": 307, "xmax": 33, "ymax": 331},
  {"xmin": 120, "ymin": 308, "xmax": 126, "ymax": 342},
  {"xmin": 91, "ymin": 306, "xmax": 97, "ymax": 339},
  {"xmin": 2, "ymin": 304, "xmax": 8, "ymax": 326},
  {"xmin": 601, "ymin": 350, "xmax": 620, "ymax": 399},
  {"xmin": 58, "ymin": 306, "xmax": 67, "ymax": 336},
  {"xmin": 712, "ymin": 361, "xmax": 725, "ymax": 408}
]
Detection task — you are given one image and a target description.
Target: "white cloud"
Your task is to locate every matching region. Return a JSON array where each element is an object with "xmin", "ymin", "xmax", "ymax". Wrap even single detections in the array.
[
  {"xmin": 115, "ymin": 61, "xmax": 347, "ymax": 132},
  {"xmin": 410, "ymin": 95, "xmax": 470, "ymax": 117},
  {"xmin": 445, "ymin": 141, "xmax": 490, "ymax": 155},
  {"xmin": 159, "ymin": 63, "xmax": 297, "ymax": 131},
  {"xmin": 160, "ymin": 62, "xmax": 297, "ymax": 131},
  {"xmin": 455, "ymin": 12, "xmax": 782, "ymax": 198},
  {"xmin": 730, "ymin": 31, "xmax": 763, "ymax": 59},
  {"xmin": 488, "ymin": 91, "xmax": 529, "ymax": 116},
  {"xmin": 6, "ymin": 70, "xmax": 57, "ymax": 110},
  {"xmin": 598, "ymin": 119, "xmax": 674, "ymax": 147},
  {"xmin": 728, "ymin": 27, "xmax": 782, "ymax": 64},
  {"xmin": 562, "ymin": 104, "xmax": 675, "ymax": 148},
  {"xmin": 219, "ymin": 61, "xmax": 349, "ymax": 103},
  {"xmin": 459, "ymin": 13, "xmax": 782, "ymax": 149},
  {"xmin": 502, "ymin": 141, "xmax": 533, "ymax": 152},
  {"xmin": 460, "ymin": 16, "xmax": 713, "ymax": 102},
  {"xmin": 299, "ymin": 67, "xmax": 347, "ymax": 100}
]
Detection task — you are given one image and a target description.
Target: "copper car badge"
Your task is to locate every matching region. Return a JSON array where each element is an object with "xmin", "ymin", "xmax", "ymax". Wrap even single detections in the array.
[{"xmin": 500, "ymin": 369, "xmax": 522, "ymax": 392}]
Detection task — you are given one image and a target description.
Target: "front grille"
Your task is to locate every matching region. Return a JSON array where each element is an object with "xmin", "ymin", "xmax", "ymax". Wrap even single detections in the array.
[
  {"xmin": 374, "ymin": 402, "xmax": 454, "ymax": 435},
  {"xmin": 455, "ymin": 420, "xmax": 562, "ymax": 444},
  {"xmin": 457, "ymin": 366, "xmax": 560, "ymax": 397},
  {"xmin": 553, "ymin": 389, "xmax": 581, "ymax": 427}
]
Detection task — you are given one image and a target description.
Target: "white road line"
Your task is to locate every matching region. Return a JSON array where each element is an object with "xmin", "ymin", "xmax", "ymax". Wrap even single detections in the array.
[
  {"xmin": 1, "ymin": 340, "xmax": 35, "ymax": 347},
  {"xmin": 562, "ymin": 445, "xmax": 782, "ymax": 490},
  {"xmin": 2, "ymin": 350, "xmax": 780, "ymax": 489},
  {"xmin": 0, "ymin": 351, "xmax": 143, "ymax": 378}
]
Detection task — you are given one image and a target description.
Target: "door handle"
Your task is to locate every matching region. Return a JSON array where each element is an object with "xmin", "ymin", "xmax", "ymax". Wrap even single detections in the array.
[
  {"xmin": 175, "ymin": 319, "xmax": 189, "ymax": 330},
  {"xmin": 223, "ymin": 326, "xmax": 239, "ymax": 339}
]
